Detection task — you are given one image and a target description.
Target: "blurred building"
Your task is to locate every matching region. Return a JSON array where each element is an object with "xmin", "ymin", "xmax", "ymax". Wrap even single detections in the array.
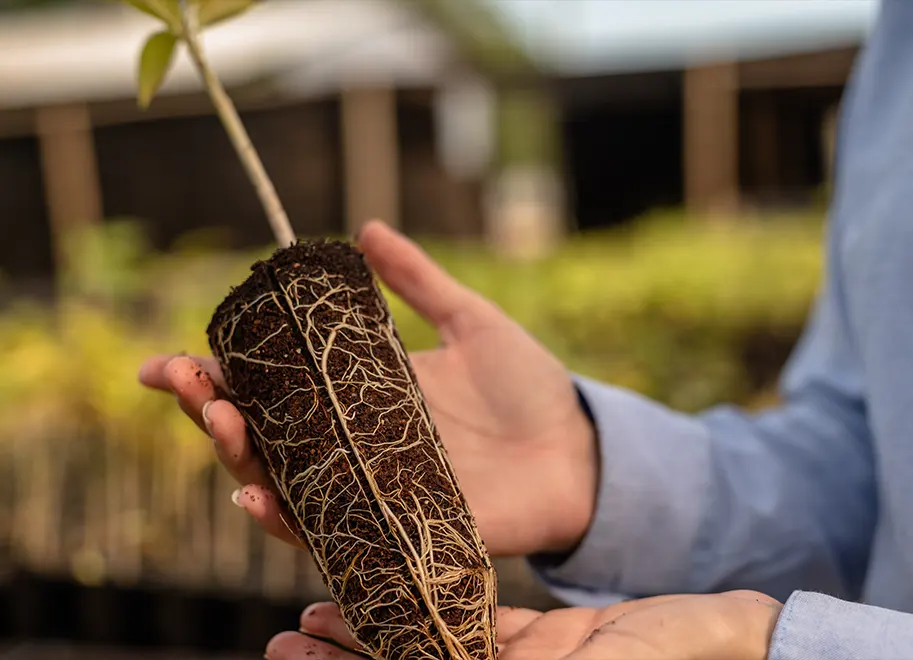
[
  {"xmin": 513, "ymin": 0, "xmax": 875, "ymax": 229},
  {"xmin": 556, "ymin": 45, "xmax": 856, "ymax": 230},
  {"xmin": 0, "ymin": 0, "xmax": 562, "ymax": 292},
  {"xmin": 0, "ymin": 0, "xmax": 877, "ymax": 291}
]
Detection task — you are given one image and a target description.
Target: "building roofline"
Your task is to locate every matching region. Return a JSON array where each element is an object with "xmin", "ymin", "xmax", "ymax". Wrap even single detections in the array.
[{"xmin": 0, "ymin": 0, "xmax": 539, "ymax": 111}]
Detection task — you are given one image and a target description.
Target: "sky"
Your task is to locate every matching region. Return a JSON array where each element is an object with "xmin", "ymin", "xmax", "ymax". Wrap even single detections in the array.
[{"xmin": 484, "ymin": 0, "xmax": 880, "ymax": 73}]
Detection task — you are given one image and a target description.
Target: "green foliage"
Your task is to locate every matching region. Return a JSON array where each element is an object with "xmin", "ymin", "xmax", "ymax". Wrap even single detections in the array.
[
  {"xmin": 123, "ymin": 0, "xmax": 257, "ymax": 108},
  {"xmin": 137, "ymin": 30, "xmax": 177, "ymax": 108},
  {"xmin": 495, "ymin": 87, "xmax": 561, "ymax": 168},
  {"xmin": 0, "ymin": 211, "xmax": 824, "ymax": 472},
  {"xmin": 400, "ymin": 211, "xmax": 823, "ymax": 411},
  {"xmin": 59, "ymin": 218, "xmax": 153, "ymax": 302}
]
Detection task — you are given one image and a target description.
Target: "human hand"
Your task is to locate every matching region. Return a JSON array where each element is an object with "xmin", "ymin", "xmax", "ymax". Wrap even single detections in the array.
[
  {"xmin": 265, "ymin": 591, "xmax": 783, "ymax": 660},
  {"xmin": 138, "ymin": 220, "xmax": 598, "ymax": 557}
]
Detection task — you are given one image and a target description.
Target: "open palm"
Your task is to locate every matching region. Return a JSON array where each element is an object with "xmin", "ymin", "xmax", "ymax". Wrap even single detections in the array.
[
  {"xmin": 265, "ymin": 592, "xmax": 782, "ymax": 660},
  {"xmin": 139, "ymin": 220, "xmax": 597, "ymax": 557}
]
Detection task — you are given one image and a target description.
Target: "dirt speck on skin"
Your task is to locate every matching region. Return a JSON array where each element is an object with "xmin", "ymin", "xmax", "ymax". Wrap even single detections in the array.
[{"xmin": 196, "ymin": 368, "xmax": 213, "ymax": 388}]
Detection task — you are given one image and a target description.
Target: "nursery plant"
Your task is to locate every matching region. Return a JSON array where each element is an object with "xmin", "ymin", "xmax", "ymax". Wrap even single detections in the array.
[{"xmin": 126, "ymin": 1, "xmax": 498, "ymax": 658}]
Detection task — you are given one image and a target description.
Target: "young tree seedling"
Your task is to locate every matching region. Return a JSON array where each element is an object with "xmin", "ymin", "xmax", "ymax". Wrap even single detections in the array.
[
  {"xmin": 129, "ymin": 0, "xmax": 295, "ymax": 247},
  {"xmin": 127, "ymin": 3, "xmax": 498, "ymax": 658}
]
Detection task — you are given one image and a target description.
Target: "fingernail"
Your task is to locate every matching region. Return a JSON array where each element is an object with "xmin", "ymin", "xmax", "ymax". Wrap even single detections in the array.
[
  {"xmin": 299, "ymin": 604, "xmax": 320, "ymax": 634},
  {"xmin": 202, "ymin": 400, "xmax": 215, "ymax": 438},
  {"xmin": 231, "ymin": 489, "xmax": 244, "ymax": 508}
]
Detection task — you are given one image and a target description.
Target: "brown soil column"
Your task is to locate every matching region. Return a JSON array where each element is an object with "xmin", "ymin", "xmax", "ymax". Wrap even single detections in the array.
[{"xmin": 207, "ymin": 240, "xmax": 497, "ymax": 660}]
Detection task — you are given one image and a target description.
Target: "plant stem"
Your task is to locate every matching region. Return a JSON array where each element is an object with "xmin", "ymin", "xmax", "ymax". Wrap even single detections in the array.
[{"xmin": 177, "ymin": 0, "xmax": 296, "ymax": 248}]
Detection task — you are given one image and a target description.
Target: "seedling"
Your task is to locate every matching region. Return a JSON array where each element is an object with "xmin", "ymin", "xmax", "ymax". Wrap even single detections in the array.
[{"xmin": 127, "ymin": 2, "xmax": 498, "ymax": 658}]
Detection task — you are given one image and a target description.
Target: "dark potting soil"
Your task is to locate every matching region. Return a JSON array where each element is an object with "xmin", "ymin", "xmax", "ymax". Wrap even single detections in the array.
[{"xmin": 206, "ymin": 240, "xmax": 496, "ymax": 660}]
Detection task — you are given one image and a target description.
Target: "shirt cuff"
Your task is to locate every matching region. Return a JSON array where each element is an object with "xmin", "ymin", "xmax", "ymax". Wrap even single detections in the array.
[
  {"xmin": 770, "ymin": 591, "xmax": 913, "ymax": 660},
  {"xmin": 528, "ymin": 375, "xmax": 713, "ymax": 600}
]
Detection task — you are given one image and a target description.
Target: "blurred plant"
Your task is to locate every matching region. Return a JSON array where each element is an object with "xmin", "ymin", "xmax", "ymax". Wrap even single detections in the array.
[
  {"xmin": 0, "ymin": 212, "xmax": 824, "ymax": 582},
  {"xmin": 59, "ymin": 217, "xmax": 152, "ymax": 306},
  {"xmin": 126, "ymin": 0, "xmax": 258, "ymax": 107},
  {"xmin": 125, "ymin": 0, "xmax": 296, "ymax": 249},
  {"xmin": 0, "ymin": 210, "xmax": 825, "ymax": 444}
]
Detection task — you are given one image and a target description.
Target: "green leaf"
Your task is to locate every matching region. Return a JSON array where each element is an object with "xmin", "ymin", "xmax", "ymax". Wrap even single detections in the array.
[
  {"xmin": 137, "ymin": 30, "xmax": 178, "ymax": 109},
  {"xmin": 198, "ymin": 0, "xmax": 256, "ymax": 28}
]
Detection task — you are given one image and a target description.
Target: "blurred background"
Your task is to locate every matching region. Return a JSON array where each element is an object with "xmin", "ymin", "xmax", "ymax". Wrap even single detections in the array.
[{"xmin": 0, "ymin": 0, "xmax": 877, "ymax": 657}]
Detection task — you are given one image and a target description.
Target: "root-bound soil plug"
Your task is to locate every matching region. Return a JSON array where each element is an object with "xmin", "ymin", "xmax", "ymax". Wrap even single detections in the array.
[{"xmin": 206, "ymin": 240, "xmax": 498, "ymax": 660}]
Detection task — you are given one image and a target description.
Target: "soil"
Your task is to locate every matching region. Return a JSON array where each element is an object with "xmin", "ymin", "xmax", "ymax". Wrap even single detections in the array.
[{"xmin": 206, "ymin": 240, "xmax": 496, "ymax": 660}]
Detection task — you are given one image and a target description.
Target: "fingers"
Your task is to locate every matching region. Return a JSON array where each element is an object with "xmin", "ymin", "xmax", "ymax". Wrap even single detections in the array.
[
  {"xmin": 138, "ymin": 354, "xmax": 180, "ymax": 391},
  {"xmin": 357, "ymin": 220, "xmax": 494, "ymax": 341},
  {"xmin": 164, "ymin": 356, "xmax": 218, "ymax": 430},
  {"xmin": 204, "ymin": 404, "xmax": 300, "ymax": 546},
  {"xmin": 299, "ymin": 602, "xmax": 360, "ymax": 650},
  {"xmin": 233, "ymin": 484, "xmax": 301, "ymax": 546},
  {"xmin": 139, "ymin": 354, "xmax": 227, "ymax": 432},
  {"xmin": 499, "ymin": 608, "xmax": 600, "ymax": 659},
  {"xmin": 139, "ymin": 353, "xmax": 227, "ymax": 393},
  {"xmin": 265, "ymin": 603, "xmax": 371, "ymax": 660},
  {"xmin": 265, "ymin": 631, "xmax": 365, "ymax": 660},
  {"xmin": 139, "ymin": 355, "xmax": 301, "ymax": 546},
  {"xmin": 141, "ymin": 356, "xmax": 261, "ymax": 482},
  {"xmin": 204, "ymin": 399, "xmax": 268, "ymax": 485},
  {"xmin": 497, "ymin": 597, "xmax": 694, "ymax": 660},
  {"xmin": 496, "ymin": 606, "xmax": 546, "ymax": 644}
]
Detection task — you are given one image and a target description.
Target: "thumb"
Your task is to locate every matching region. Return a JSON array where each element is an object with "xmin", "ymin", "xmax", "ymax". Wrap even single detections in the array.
[{"xmin": 357, "ymin": 220, "xmax": 493, "ymax": 339}]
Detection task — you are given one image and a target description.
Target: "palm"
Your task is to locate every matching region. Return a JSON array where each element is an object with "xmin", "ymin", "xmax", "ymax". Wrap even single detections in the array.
[
  {"xmin": 266, "ymin": 592, "xmax": 782, "ymax": 660},
  {"xmin": 493, "ymin": 594, "xmax": 779, "ymax": 660},
  {"xmin": 410, "ymin": 317, "xmax": 590, "ymax": 556},
  {"xmin": 415, "ymin": 322, "xmax": 576, "ymax": 442}
]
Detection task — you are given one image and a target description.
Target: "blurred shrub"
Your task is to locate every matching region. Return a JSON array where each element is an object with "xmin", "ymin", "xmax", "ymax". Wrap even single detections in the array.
[
  {"xmin": 0, "ymin": 211, "xmax": 824, "ymax": 587},
  {"xmin": 401, "ymin": 210, "xmax": 823, "ymax": 411},
  {"xmin": 0, "ymin": 210, "xmax": 824, "ymax": 466}
]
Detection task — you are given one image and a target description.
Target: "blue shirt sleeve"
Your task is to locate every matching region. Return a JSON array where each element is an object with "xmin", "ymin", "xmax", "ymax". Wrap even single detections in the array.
[
  {"xmin": 771, "ymin": 592, "xmax": 913, "ymax": 660},
  {"xmin": 527, "ymin": 0, "xmax": 880, "ymax": 618},
  {"xmin": 529, "ymin": 211, "xmax": 877, "ymax": 604}
]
